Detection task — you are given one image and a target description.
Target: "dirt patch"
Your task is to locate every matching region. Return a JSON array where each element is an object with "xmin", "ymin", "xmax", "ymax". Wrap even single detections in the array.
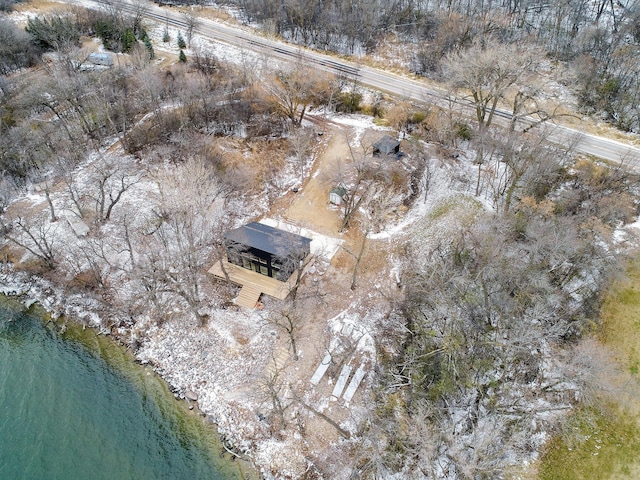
[{"xmin": 281, "ymin": 122, "xmax": 349, "ymax": 236}]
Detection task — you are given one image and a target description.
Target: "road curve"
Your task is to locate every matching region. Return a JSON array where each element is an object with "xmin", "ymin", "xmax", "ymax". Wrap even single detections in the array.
[{"xmin": 82, "ymin": 0, "xmax": 640, "ymax": 164}]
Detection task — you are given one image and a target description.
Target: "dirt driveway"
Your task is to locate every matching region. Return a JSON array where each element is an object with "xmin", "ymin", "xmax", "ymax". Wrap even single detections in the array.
[{"xmin": 282, "ymin": 122, "xmax": 351, "ymax": 236}]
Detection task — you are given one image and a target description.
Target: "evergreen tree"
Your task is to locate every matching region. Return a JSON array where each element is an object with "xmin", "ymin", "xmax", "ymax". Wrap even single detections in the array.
[
  {"xmin": 122, "ymin": 28, "xmax": 136, "ymax": 53},
  {"xmin": 144, "ymin": 37, "xmax": 154, "ymax": 59},
  {"xmin": 25, "ymin": 15, "xmax": 80, "ymax": 52},
  {"xmin": 179, "ymin": 49, "xmax": 187, "ymax": 63},
  {"xmin": 162, "ymin": 25, "xmax": 170, "ymax": 43},
  {"xmin": 138, "ymin": 27, "xmax": 148, "ymax": 42},
  {"xmin": 177, "ymin": 31, "xmax": 186, "ymax": 50}
]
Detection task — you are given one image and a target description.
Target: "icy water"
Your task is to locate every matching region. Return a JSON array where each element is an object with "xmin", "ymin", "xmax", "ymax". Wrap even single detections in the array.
[{"xmin": 0, "ymin": 297, "xmax": 255, "ymax": 480}]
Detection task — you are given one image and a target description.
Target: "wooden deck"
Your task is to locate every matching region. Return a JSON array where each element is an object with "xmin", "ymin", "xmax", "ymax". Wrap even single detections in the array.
[
  {"xmin": 235, "ymin": 284, "xmax": 262, "ymax": 309},
  {"xmin": 209, "ymin": 259, "xmax": 309, "ymax": 305}
]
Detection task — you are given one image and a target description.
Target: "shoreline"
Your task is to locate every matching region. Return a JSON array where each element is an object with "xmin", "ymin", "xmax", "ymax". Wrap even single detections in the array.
[{"xmin": 0, "ymin": 267, "xmax": 261, "ymax": 480}]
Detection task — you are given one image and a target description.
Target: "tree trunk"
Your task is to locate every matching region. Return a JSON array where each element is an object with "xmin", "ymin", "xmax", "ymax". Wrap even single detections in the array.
[
  {"xmin": 351, "ymin": 231, "xmax": 368, "ymax": 290},
  {"xmin": 288, "ymin": 324, "xmax": 299, "ymax": 361},
  {"xmin": 45, "ymin": 188, "xmax": 57, "ymax": 223}
]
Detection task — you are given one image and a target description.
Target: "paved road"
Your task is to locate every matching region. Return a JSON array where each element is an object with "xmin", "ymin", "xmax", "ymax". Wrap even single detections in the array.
[{"xmin": 91, "ymin": 0, "xmax": 640, "ymax": 164}]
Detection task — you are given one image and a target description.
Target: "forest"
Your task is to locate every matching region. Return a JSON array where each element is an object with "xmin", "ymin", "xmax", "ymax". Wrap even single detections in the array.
[{"xmin": 2, "ymin": 0, "xmax": 640, "ymax": 478}]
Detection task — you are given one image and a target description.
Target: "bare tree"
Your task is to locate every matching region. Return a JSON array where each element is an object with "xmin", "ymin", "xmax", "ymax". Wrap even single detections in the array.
[
  {"xmin": 41, "ymin": 177, "xmax": 58, "ymax": 223},
  {"xmin": 87, "ymin": 156, "xmax": 141, "ymax": 223},
  {"xmin": 485, "ymin": 130, "xmax": 566, "ymax": 213},
  {"xmin": 287, "ymin": 126, "xmax": 316, "ymax": 183},
  {"xmin": 341, "ymin": 187, "xmax": 399, "ymax": 290},
  {"xmin": 265, "ymin": 56, "xmax": 332, "ymax": 126},
  {"xmin": 63, "ymin": 236, "xmax": 119, "ymax": 293},
  {"xmin": 258, "ymin": 357, "xmax": 293, "ymax": 433},
  {"xmin": 269, "ymin": 305, "xmax": 301, "ymax": 360},
  {"xmin": 0, "ymin": 18, "xmax": 39, "ymax": 75},
  {"xmin": 182, "ymin": 12, "xmax": 199, "ymax": 48},
  {"xmin": 0, "ymin": 174, "xmax": 17, "ymax": 214},
  {"xmin": 444, "ymin": 41, "xmax": 537, "ymax": 195},
  {"xmin": 4, "ymin": 214, "xmax": 58, "ymax": 269},
  {"xmin": 286, "ymin": 249, "xmax": 315, "ymax": 301},
  {"xmin": 338, "ymin": 158, "xmax": 376, "ymax": 232},
  {"xmin": 135, "ymin": 158, "xmax": 230, "ymax": 326},
  {"xmin": 57, "ymin": 158, "xmax": 85, "ymax": 218}
]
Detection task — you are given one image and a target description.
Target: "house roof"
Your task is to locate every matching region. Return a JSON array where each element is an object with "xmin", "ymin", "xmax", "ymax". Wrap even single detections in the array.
[
  {"xmin": 224, "ymin": 222, "xmax": 312, "ymax": 257},
  {"xmin": 373, "ymin": 135, "xmax": 400, "ymax": 154}
]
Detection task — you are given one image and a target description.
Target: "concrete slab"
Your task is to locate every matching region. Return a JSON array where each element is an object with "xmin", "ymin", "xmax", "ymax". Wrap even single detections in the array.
[
  {"xmin": 331, "ymin": 364, "xmax": 352, "ymax": 398},
  {"xmin": 259, "ymin": 218, "xmax": 343, "ymax": 261},
  {"xmin": 64, "ymin": 211, "xmax": 90, "ymax": 237},
  {"xmin": 342, "ymin": 363, "xmax": 366, "ymax": 403},
  {"xmin": 310, "ymin": 353, "xmax": 332, "ymax": 385}
]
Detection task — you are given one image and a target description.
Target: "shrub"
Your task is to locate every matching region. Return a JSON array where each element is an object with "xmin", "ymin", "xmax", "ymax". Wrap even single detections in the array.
[
  {"xmin": 410, "ymin": 111, "xmax": 427, "ymax": 124},
  {"xmin": 335, "ymin": 91, "xmax": 362, "ymax": 113},
  {"xmin": 454, "ymin": 121, "xmax": 472, "ymax": 140},
  {"xmin": 0, "ymin": 19, "xmax": 40, "ymax": 74}
]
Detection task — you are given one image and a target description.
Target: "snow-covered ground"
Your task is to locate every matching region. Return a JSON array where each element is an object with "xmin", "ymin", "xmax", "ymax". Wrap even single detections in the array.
[
  {"xmin": 0, "ymin": 103, "xmax": 592, "ymax": 477},
  {"xmin": 260, "ymin": 218, "xmax": 343, "ymax": 260}
]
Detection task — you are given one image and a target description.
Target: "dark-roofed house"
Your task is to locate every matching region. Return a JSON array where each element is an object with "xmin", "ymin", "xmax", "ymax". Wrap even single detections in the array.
[
  {"xmin": 224, "ymin": 222, "xmax": 312, "ymax": 282},
  {"xmin": 373, "ymin": 135, "xmax": 401, "ymax": 157}
]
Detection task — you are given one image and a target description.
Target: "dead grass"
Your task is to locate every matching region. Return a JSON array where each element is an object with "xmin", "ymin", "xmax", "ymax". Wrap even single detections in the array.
[
  {"xmin": 174, "ymin": 5, "xmax": 238, "ymax": 24},
  {"xmin": 600, "ymin": 259, "xmax": 640, "ymax": 375},
  {"xmin": 13, "ymin": 0, "xmax": 73, "ymax": 15},
  {"xmin": 0, "ymin": 244, "xmax": 50, "ymax": 274},
  {"xmin": 538, "ymin": 256, "xmax": 640, "ymax": 479},
  {"xmin": 362, "ymin": 239, "xmax": 396, "ymax": 276},
  {"xmin": 330, "ymin": 248, "xmax": 352, "ymax": 271},
  {"xmin": 0, "ymin": 244, "xmax": 24, "ymax": 265}
]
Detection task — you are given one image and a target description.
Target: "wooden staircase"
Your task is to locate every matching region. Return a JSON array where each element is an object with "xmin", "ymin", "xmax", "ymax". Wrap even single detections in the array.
[
  {"xmin": 234, "ymin": 284, "xmax": 262, "ymax": 308},
  {"xmin": 266, "ymin": 347, "xmax": 291, "ymax": 378}
]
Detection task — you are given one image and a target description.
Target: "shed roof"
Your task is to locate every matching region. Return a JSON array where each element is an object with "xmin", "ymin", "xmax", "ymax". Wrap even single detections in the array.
[
  {"xmin": 87, "ymin": 52, "xmax": 113, "ymax": 65},
  {"xmin": 373, "ymin": 135, "xmax": 400, "ymax": 154},
  {"xmin": 330, "ymin": 184, "xmax": 347, "ymax": 197},
  {"xmin": 224, "ymin": 222, "xmax": 312, "ymax": 257}
]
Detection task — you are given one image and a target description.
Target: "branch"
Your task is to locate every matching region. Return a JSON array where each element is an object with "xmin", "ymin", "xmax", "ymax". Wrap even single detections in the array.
[{"xmin": 294, "ymin": 396, "xmax": 351, "ymax": 439}]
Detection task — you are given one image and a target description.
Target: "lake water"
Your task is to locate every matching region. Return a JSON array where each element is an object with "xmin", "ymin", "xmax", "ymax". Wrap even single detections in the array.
[{"xmin": 0, "ymin": 297, "xmax": 255, "ymax": 480}]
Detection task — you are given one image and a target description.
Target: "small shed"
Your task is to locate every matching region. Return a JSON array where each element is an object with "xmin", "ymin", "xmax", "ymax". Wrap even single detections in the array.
[
  {"xmin": 373, "ymin": 135, "xmax": 401, "ymax": 157},
  {"xmin": 224, "ymin": 222, "xmax": 312, "ymax": 282},
  {"xmin": 87, "ymin": 52, "xmax": 113, "ymax": 67},
  {"xmin": 329, "ymin": 184, "xmax": 347, "ymax": 206}
]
